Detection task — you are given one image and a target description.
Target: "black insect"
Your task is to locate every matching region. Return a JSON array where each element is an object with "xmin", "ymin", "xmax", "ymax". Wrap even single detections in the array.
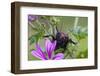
[{"xmin": 44, "ymin": 26, "xmax": 76, "ymax": 53}]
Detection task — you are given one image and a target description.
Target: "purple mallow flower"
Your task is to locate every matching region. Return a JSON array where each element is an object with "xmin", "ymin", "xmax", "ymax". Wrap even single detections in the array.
[
  {"xmin": 31, "ymin": 39, "xmax": 64, "ymax": 60},
  {"xmin": 28, "ymin": 15, "xmax": 38, "ymax": 22}
]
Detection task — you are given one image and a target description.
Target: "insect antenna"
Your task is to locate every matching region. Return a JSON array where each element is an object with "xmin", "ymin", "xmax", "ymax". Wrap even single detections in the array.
[{"xmin": 55, "ymin": 26, "xmax": 59, "ymax": 32}]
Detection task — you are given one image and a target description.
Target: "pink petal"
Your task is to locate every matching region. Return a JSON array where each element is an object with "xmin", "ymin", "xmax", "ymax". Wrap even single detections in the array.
[
  {"xmin": 45, "ymin": 39, "xmax": 56, "ymax": 59},
  {"xmin": 31, "ymin": 50, "xmax": 46, "ymax": 60},
  {"xmin": 35, "ymin": 44, "xmax": 47, "ymax": 60},
  {"xmin": 53, "ymin": 53, "xmax": 64, "ymax": 60}
]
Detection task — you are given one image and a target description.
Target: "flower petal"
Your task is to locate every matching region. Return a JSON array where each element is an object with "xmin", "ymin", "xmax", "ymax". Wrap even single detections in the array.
[
  {"xmin": 45, "ymin": 39, "xmax": 56, "ymax": 59},
  {"xmin": 31, "ymin": 50, "xmax": 46, "ymax": 60},
  {"xmin": 53, "ymin": 53, "xmax": 64, "ymax": 60},
  {"xmin": 50, "ymin": 40, "xmax": 56, "ymax": 52},
  {"xmin": 28, "ymin": 15, "xmax": 38, "ymax": 22},
  {"xmin": 35, "ymin": 44, "xmax": 47, "ymax": 60},
  {"xmin": 35, "ymin": 44, "xmax": 43, "ymax": 55}
]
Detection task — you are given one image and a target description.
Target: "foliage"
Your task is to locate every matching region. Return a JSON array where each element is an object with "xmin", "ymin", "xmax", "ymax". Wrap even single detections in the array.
[{"xmin": 28, "ymin": 15, "xmax": 88, "ymax": 60}]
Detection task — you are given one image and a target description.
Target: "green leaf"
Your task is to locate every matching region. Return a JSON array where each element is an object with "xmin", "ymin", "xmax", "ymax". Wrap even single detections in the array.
[
  {"xmin": 29, "ymin": 36, "xmax": 35, "ymax": 45},
  {"xmin": 70, "ymin": 26, "xmax": 87, "ymax": 41},
  {"xmin": 76, "ymin": 49, "xmax": 88, "ymax": 58},
  {"xmin": 29, "ymin": 31, "xmax": 45, "ymax": 45}
]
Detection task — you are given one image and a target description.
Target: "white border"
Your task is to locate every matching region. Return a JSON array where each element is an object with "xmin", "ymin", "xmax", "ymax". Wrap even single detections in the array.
[{"xmin": 20, "ymin": 7, "xmax": 95, "ymax": 70}]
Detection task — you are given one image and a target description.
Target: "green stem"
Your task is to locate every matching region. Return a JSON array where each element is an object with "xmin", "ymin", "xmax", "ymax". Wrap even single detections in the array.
[
  {"xmin": 74, "ymin": 17, "xmax": 79, "ymax": 28},
  {"xmin": 28, "ymin": 22, "xmax": 35, "ymax": 29}
]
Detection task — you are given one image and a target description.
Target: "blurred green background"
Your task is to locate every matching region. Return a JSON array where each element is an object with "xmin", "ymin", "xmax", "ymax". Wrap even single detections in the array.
[{"xmin": 28, "ymin": 15, "xmax": 88, "ymax": 60}]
